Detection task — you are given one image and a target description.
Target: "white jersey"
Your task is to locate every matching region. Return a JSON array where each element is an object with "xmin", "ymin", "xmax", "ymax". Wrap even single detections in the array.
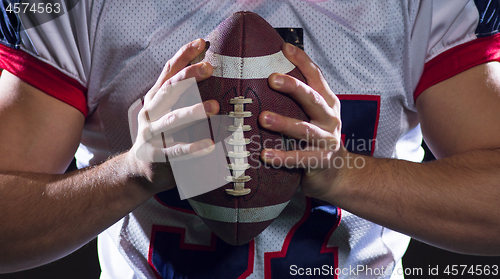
[{"xmin": 1, "ymin": 1, "xmax": 499, "ymax": 278}]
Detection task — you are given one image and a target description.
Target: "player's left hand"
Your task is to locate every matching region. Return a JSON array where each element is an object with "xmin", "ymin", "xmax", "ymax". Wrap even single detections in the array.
[{"xmin": 259, "ymin": 43, "xmax": 346, "ymax": 201}]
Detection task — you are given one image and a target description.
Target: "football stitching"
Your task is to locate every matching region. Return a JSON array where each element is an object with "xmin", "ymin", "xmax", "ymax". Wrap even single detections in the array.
[{"xmin": 225, "ymin": 96, "xmax": 253, "ymax": 196}]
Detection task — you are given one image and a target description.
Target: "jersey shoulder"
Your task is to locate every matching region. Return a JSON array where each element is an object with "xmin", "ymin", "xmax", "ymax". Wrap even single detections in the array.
[
  {"xmin": 413, "ymin": 0, "xmax": 500, "ymax": 100},
  {"xmin": 0, "ymin": 0, "xmax": 91, "ymax": 116}
]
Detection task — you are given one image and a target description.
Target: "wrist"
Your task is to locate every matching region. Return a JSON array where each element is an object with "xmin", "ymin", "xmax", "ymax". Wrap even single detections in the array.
[
  {"xmin": 300, "ymin": 146, "xmax": 350, "ymax": 203},
  {"xmin": 124, "ymin": 150, "xmax": 176, "ymax": 195},
  {"xmin": 318, "ymin": 147, "xmax": 353, "ymax": 203},
  {"xmin": 328, "ymin": 152, "xmax": 384, "ymax": 210}
]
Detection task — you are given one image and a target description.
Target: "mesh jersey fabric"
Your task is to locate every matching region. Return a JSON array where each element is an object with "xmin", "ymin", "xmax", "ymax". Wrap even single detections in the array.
[{"xmin": 1, "ymin": 1, "xmax": 500, "ymax": 279}]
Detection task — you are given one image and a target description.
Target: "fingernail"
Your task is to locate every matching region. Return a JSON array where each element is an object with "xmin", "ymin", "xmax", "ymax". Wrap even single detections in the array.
[
  {"xmin": 197, "ymin": 63, "xmax": 208, "ymax": 76},
  {"xmin": 264, "ymin": 150, "xmax": 275, "ymax": 159},
  {"xmin": 264, "ymin": 113, "xmax": 275, "ymax": 126},
  {"xmin": 191, "ymin": 39, "xmax": 202, "ymax": 50},
  {"xmin": 203, "ymin": 101, "xmax": 212, "ymax": 113},
  {"xmin": 285, "ymin": 43, "xmax": 296, "ymax": 54},
  {"xmin": 273, "ymin": 75, "xmax": 284, "ymax": 87}
]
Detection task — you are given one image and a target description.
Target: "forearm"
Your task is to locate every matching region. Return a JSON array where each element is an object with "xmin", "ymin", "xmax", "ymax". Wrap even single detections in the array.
[
  {"xmin": 328, "ymin": 149, "xmax": 500, "ymax": 255},
  {"xmin": 0, "ymin": 152, "xmax": 158, "ymax": 273}
]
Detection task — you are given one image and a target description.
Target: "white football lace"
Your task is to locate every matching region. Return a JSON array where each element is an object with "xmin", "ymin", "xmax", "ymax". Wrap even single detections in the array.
[{"xmin": 226, "ymin": 96, "xmax": 253, "ymax": 196}]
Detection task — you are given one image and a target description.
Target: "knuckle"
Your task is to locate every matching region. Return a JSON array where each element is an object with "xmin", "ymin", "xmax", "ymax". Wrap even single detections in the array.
[
  {"xmin": 331, "ymin": 94, "xmax": 341, "ymax": 105},
  {"xmin": 333, "ymin": 116, "xmax": 341, "ymax": 126},
  {"xmin": 157, "ymin": 83, "xmax": 168, "ymax": 97},
  {"xmin": 296, "ymin": 122, "xmax": 311, "ymax": 139},
  {"xmin": 291, "ymin": 77, "xmax": 302, "ymax": 90},
  {"xmin": 180, "ymin": 43, "xmax": 191, "ymax": 56},
  {"xmin": 162, "ymin": 112, "xmax": 177, "ymax": 128},
  {"xmin": 311, "ymin": 91, "xmax": 323, "ymax": 106},
  {"xmin": 182, "ymin": 42, "xmax": 199, "ymax": 60},
  {"xmin": 170, "ymin": 144, "xmax": 189, "ymax": 158},
  {"xmin": 331, "ymin": 117, "xmax": 342, "ymax": 134},
  {"xmin": 158, "ymin": 79, "xmax": 173, "ymax": 97},
  {"xmin": 169, "ymin": 145, "xmax": 183, "ymax": 158},
  {"xmin": 311, "ymin": 62, "xmax": 323, "ymax": 76},
  {"xmin": 164, "ymin": 60, "xmax": 172, "ymax": 76},
  {"xmin": 305, "ymin": 87, "xmax": 323, "ymax": 106}
]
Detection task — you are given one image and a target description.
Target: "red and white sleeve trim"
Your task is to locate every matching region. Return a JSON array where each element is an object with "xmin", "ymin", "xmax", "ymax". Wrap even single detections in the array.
[
  {"xmin": 0, "ymin": 43, "xmax": 88, "ymax": 117},
  {"xmin": 414, "ymin": 33, "xmax": 500, "ymax": 101}
]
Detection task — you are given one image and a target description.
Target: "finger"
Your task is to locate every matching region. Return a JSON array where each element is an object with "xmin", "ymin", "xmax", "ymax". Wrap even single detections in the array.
[
  {"xmin": 145, "ymin": 62, "xmax": 213, "ymax": 107},
  {"xmin": 266, "ymin": 74, "xmax": 340, "ymax": 125},
  {"xmin": 165, "ymin": 61, "xmax": 213, "ymax": 86},
  {"xmin": 164, "ymin": 139, "xmax": 215, "ymax": 161},
  {"xmin": 144, "ymin": 38, "xmax": 210, "ymax": 104},
  {"xmin": 152, "ymin": 39, "xmax": 208, "ymax": 92},
  {"xmin": 259, "ymin": 111, "xmax": 338, "ymax": 148},
  {"xmin": 135, "ymin": 138, "xmax": 215, "ymax": 163},
  {"xmin": 144, "ymin": 63, "xmax": 215, "ymax": 121},
  {"xmin": 281, "ymin": 43, "xmax": 338, "ymax": 108},
  {"xmin": 148, "ymin": 101, "xmax": 219, "ymax": 136},
  {"xmin": 260, "ymin": 148, "xmax": 334, "ymax": 169}
]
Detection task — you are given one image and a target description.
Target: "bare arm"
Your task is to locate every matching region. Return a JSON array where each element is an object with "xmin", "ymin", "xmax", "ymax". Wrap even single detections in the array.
[
  {"xmin": 0, "ymin": 153, "xmax": 156, "ymax": 272},
  {"xmin": 0, "ymin": 71, "xmax": 84, "ymax": 174},
  {"xmin": 0, "ymin": 39, "xmax": 218, "ymax": 272},
  {"xmin": 260, "ymin": 44, "xmax": 500, "ymax": 255},
  {"xmin": 334, "ymin": 62, "xmax": 500, "ymax": 255}
]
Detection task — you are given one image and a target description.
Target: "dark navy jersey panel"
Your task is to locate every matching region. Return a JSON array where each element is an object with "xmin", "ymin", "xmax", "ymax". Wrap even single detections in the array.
[
  {"xmin": 475, "ymin": 0, "xmax": 500, "ymax": 37},
  {"xmin": 0, "ymin": 0, "xmax": 22, "ymax": 49}
]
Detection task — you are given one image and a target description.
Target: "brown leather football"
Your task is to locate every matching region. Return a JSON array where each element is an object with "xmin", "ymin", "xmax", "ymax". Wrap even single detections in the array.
[{"xmin": 175, "ymin": 11, "xmax": 308, "ymax": 245}]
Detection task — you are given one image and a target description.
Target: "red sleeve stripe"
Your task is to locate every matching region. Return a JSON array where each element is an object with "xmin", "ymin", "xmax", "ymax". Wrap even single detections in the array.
[
  {"xmin": 0, "ymin": 43, "xmax": 88, "ymax": 117},
  {"xmin": 414, "ymin": 33, "xmax": 500, "ymax": 101}
]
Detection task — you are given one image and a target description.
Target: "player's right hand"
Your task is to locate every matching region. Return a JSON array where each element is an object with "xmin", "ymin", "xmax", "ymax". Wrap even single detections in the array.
[
  {"xmin": 259, "ymin": 43, "xmax": 344, "ymax": 201},
  {"xmin": 127, "ymin": 38, "xmax": 219, "ymax": 194}
]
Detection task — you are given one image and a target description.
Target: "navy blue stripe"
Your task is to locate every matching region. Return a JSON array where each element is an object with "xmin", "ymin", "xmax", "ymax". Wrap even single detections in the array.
[
  {"xmin": 475, "ymin": 0, "xmax": 500, "ymax": 37},
  {"xmin": 0, "ymin": 0, "xmax": 22, "ymax": 49}
]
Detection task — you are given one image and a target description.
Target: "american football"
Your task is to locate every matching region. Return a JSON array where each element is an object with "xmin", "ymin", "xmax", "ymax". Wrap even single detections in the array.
[{"xmin": 175, "ymin": 11, "xmax": 308, "ymax": 246}]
